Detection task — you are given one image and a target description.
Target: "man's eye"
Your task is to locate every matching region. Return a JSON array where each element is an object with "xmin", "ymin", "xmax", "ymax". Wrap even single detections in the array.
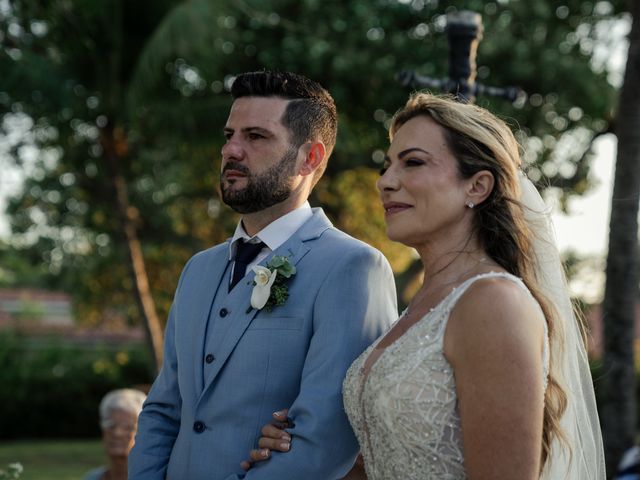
[{"xmin": 248, "ymin": 133, "xmax": 264, "ymax": 140}]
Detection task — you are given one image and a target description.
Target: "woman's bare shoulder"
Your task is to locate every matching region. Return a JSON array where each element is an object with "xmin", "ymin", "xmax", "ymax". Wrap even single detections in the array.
[{"xmin": 445, "ymin": 274, "xmax": 546, "ymax": 365}]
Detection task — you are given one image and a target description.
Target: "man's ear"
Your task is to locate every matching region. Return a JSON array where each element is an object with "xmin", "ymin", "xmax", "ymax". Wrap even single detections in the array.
[
  {"xmin": 299, "ymin": 141, "xmax": 326, "ymax": 177},
  {"xmin": 466, "ymin": 170, "xmax": 495, "ymax": 206}
]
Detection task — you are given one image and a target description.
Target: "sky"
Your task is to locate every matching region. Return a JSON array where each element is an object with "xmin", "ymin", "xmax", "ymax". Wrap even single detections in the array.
[
  {"xmin": 0, "ymin": 156, "xmax": 22, "ymax": 239},
  {"xmin": 0, "ymin": 169, "xmax": 18, "ymax": 239},
  {"xmin": 550, "ymin": 134, "xmax": 616, "ymax": 302},
  {"xmin": 551, "ymin": 134, "xmax": 615, "ymax": 257}
]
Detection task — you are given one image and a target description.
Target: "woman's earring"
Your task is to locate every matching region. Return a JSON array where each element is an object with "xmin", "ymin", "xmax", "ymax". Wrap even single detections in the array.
[{"xmin": 466, "ymin": 201, "xmax": 475, "ymax": 209}]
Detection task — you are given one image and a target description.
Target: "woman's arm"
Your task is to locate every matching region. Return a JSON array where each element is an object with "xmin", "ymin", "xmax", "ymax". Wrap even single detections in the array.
[{"xmin": 444, "ymin": 277, "xmax": 547, "ymax": 480}]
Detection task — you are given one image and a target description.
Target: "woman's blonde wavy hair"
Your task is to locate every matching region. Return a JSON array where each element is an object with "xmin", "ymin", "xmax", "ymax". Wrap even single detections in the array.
[{"xmin": 389, "ymin": 92, "xmax": 568, "ymax": 470}]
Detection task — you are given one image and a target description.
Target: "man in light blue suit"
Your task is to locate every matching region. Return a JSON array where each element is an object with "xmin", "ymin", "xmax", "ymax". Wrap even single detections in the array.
[{"xmin": 129, "ymin": 71, "xmax": 397, "ymax": 480}]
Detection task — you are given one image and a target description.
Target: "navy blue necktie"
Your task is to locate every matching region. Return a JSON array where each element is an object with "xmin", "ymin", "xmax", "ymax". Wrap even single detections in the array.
[{"xmin": 229, "ymin": 240, "xmax": 265, "ymax": 291}]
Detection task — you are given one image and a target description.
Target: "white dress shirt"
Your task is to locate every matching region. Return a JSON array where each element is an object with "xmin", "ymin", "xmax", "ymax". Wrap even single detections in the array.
[{"xmin": 228, "ymin": 202, "xmax": 313, "ymax": 283}]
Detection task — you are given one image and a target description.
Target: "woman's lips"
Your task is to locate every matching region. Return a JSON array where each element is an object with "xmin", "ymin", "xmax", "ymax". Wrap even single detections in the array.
[{"xmin": 383, "ymin": 202, "xmax": 412, "ymax": 215}]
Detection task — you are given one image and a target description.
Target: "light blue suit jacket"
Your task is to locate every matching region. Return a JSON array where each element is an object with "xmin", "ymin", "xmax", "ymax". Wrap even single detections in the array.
[{"xmin": 129, "ymin": 208, "xmax": 397, "ymax": 479}]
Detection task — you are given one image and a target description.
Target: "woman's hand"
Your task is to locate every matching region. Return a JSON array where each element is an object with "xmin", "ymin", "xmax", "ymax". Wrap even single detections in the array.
[
  {"xmin": 342, "ymin": 454, "xmax": 368, "ymax": 479},
  {"xmin": 240, "ymin": 409, "xmax": 292, "ymax": 471}
]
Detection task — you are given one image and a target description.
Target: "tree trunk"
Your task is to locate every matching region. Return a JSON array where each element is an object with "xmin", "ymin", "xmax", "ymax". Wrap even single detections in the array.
[
  {"xmin": 101, "ymin": 125, "xmax": 164, "ymax": 374},
  {"xmin": 601, "ymin": 1, "xmax": 640, "ymax": 476}
]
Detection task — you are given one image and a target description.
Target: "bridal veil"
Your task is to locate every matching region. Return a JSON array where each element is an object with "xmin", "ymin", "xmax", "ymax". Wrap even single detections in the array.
[{"xmin": 519, "ymin": 172, "xmax": 606, "ymax": 479}]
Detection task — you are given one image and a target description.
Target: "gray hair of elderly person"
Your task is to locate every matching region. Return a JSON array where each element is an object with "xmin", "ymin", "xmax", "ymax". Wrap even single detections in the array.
[{"xmin": 99, "ymin": 388, "xmax": 146, "ymax": 424}]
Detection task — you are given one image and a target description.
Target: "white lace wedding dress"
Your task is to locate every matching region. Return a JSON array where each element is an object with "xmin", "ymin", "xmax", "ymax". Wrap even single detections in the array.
[{"xmin": 343, "ymin": 272, "xmax": 549, "ymax": 479}]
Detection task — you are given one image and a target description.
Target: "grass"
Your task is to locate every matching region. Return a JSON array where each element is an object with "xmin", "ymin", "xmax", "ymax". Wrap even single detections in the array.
[{"xmin": 0, "ymin": 439, "xmax": 104, "ymax": 480}]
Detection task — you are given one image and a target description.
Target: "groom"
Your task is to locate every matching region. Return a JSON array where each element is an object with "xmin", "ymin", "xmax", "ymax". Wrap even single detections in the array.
[{"xmin": 128, "ymin": 71, "xmax": 397, "ymax": 480}]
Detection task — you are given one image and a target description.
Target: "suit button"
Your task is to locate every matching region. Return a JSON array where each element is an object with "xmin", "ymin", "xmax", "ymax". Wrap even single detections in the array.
[
  {"xmin": 219, "ymin": 308, "xmax": 228, "ymax": 317},
  {"xmin": 205, "ymin": 354, "xmax": 215, "ymax": 364},
  {"xmin": 193, "ymin": 421, "xmax": 205, "ymax": 433}
]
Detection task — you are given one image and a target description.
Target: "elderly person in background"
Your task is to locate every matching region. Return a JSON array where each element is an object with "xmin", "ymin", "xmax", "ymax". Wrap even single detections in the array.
[{"xmin": 83, "ymin": 388, "xmax": 146, "ymax": 480}]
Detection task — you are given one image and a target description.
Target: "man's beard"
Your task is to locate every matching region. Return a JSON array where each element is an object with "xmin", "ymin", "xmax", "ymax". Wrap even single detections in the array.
[{"xmin": 221, "ymin": 146, "xmax": 299, "ymax": 214}]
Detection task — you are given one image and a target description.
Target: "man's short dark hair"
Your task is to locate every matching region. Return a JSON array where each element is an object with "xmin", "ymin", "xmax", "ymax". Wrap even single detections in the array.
[{"xmin": 231, "ymin": 71, "xmax": 338, "ymax": 181}]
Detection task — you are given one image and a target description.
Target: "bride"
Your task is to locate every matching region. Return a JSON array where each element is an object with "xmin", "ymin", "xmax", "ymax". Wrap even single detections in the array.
[{"xmin": 243, "ymin": 93, "xmax": 605, "ymax": 479}]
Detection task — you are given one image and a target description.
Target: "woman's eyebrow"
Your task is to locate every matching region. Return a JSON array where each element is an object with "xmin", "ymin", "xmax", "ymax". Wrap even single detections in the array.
[{"xmin": 397, "ymin": 147, "xmax": 432, "ymax": 158}]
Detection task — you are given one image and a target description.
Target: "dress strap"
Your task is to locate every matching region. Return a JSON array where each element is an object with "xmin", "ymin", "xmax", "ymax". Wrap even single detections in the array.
[{"xmin": 443, "ymin": 271, "xmax": 528, "ymax": 306}]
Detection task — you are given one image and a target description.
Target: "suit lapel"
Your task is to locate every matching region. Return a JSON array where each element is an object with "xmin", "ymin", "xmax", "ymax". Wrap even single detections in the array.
[{"xmin": 200, "ymin": 209, "xmax": 332, "ymax": 393}]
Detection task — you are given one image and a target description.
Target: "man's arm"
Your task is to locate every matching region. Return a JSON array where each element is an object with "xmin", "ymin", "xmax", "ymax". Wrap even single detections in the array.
[
  {"xmin": 128, "ymin": 253, "xmax": 194, "ymax": 480},
  {"xmin": 228, "ymin": 246, "xmax": 397, "ymax": 480}
]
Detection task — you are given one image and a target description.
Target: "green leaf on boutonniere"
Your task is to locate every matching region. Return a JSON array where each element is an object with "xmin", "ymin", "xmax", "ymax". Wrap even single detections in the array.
[{"xmin": 268, "ymin": 256, "xmax": 296, "ymax": 278}]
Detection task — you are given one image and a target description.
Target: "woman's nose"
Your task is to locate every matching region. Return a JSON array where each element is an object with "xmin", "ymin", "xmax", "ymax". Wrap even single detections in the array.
[{"xmin": 377, "ymin": 167, "xmax": 399, "ymax": 192}]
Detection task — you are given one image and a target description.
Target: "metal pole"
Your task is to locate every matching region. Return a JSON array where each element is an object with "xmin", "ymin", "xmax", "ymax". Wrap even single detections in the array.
[
  {"xmin": 396, "ymin": 10, "xmax": 522, "ymax": 104},
  {"xmin": 445, "ymin": 11, "xmax": 483, "ymax": 103}
]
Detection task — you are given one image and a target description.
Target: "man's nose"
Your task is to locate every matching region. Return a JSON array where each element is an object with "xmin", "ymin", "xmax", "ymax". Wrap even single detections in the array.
[{"xmin": 221, "ymin": 138, "xmax": 245, "ymax": 162}]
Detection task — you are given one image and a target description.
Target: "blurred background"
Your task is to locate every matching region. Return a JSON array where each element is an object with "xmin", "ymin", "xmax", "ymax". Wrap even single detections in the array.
[{"xmin": 0, "ymin": 0, "xmax": 637, "ymax": 478}]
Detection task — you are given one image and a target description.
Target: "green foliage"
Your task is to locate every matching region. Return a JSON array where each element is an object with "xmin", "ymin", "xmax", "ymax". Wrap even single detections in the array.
[
  {"xmin": 267, "ymin": 255, "xmax": 296, "ymax": 278},
  {"xmin": 316, "ymin": 168, "xmax": 415, "ymax": 273},
  {"xmin": 0, "ymin": 240, "xmax": 60, "ymax": 290},
  {"xmin": 0, "ymin": 440, "xmax": 104, "ymax": 480},
  {"xmin": 0, "ymin": 333, "xmax": 152, "ymax": 439},
  {"xmin": 0, "ymin": 0, "xmax": 628, "ymax": 327},
  {"xmin": 0, "ymin": 463, "xmax": 22, "ymax": 480},
  {"xmin": 268, "ymin": 284, "xmax": 289, "ymax": 310}
]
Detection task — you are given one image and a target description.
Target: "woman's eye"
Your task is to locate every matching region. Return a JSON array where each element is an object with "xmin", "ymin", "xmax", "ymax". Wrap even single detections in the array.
[{"xmin": 405, "ymin": 159, "xmax": 424, "ymax": 167}]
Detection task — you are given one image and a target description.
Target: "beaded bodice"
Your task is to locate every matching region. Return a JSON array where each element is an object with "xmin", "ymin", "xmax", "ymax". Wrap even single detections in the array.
[{"xmin": 343, "ymin": 272, "xmax": 549, "ymax": 480}]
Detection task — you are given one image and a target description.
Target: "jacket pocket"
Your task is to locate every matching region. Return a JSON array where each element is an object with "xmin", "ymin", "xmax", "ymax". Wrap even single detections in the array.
[{"xmin": 246, "ymin": 313, "xmax": 304, "ymax": 331}]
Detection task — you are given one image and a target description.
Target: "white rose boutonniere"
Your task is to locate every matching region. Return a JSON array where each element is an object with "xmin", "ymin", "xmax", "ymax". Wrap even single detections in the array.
[
  {"xmin": 250, "ymin": 266, "xmax": 278, "ymax": 310},
  {"xmin": 249, "ymin": 256, "xmax": 297, "ymax": 312}
]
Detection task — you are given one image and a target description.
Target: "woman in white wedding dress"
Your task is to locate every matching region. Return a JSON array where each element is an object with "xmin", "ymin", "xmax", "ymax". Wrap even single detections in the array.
[{"xmin": 244, "ymin": 93, "xmax": 605, "ymax": 479}]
